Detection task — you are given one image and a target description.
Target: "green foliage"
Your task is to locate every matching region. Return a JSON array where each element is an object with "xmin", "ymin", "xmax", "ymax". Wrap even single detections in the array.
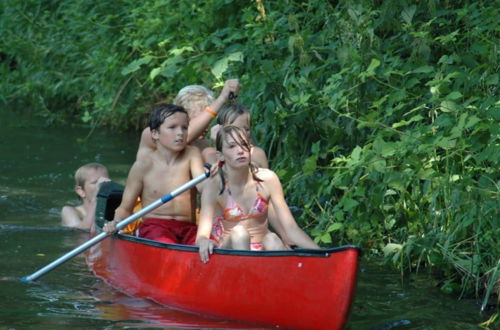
[{"xmin": 1, "ymin": 0, "xmax": 498, "ymax": 303}]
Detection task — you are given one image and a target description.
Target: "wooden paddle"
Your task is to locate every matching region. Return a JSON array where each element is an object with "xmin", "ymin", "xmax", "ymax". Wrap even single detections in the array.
[{"xmin": 20, "ymin": 167, "xmax": 211, "ymax": 282}]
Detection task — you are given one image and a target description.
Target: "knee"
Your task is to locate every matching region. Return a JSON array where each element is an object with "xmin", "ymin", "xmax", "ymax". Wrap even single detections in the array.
[
  {"xmin": 263, "ymin": 232, "xmax": 285, "ymax": 250},
  {"xmin": 229, "ymin": 225, "xmax": 251, "ymax": 249}
]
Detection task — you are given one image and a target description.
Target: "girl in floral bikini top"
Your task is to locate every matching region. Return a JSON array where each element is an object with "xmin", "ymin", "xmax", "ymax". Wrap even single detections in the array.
[{"xmin": 196, "ymin": 126, "xmax": 319, "ymax": 263}]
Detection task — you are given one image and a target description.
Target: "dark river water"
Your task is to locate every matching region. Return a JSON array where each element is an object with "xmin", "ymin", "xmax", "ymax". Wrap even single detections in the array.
[{"xmin": 0, "ymin": 111, "xmax": 493, "ymax": 329}]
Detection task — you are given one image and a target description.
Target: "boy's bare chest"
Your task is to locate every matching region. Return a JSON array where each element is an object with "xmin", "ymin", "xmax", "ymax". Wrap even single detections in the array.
[{"xmin": 143, "ymin": 160, "xmax": 191, "ymax": 195}]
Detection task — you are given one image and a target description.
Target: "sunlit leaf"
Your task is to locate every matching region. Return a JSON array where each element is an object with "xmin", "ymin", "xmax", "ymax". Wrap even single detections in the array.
[
  {"xmin": 401, "ymin": 5, "xmax": 416, "ymax": 25},
  {"xmin": 121, "ymin": 56, "xmax": 153, "ymax": 75}
]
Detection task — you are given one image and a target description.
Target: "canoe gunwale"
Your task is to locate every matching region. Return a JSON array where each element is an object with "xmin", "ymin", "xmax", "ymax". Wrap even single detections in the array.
[{"xmin": 110, "ymin": 232, "xmax": 361, "ymax": 258}]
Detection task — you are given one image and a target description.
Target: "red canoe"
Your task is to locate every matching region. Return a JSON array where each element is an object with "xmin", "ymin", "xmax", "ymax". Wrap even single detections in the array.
[{"xmin": 86, "ymin": 182, "xmax": 360, "ymax": 329}]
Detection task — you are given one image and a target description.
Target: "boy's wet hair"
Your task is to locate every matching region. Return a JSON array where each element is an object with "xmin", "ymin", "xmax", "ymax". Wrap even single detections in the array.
[
  {"xmin": 215, "ymin": 126, "xmax": 262, "ymax": 194},
  {"xmin": 149, "ymin": 103, "xmax": 189, "ymax": 131},
  {"xmin": 174, "ymin": 85, "xmax": 214, "ymax": 114},
  {"xmin": 74, "ymin": 163, "xmax": 108, "ymax": 187},
  {"xmin": 216, "ymin": 103, "xmax": 250, "ymax": 126}
]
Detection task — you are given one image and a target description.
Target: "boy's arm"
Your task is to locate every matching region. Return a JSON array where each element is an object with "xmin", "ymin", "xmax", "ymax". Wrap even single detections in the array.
[
  {"xmin": 136, "ymin": 127, "xmax": 155, "ymax": 160},
  {"xmin": 189, "ymin": 146, "xmax": 207, "ymax": 193},
  {"xmin": 266, "ymin": 171, "xmax": 319, "ymax": 249},
  {"xmin": 104, "ymin": 162, "xmax": 145, "ymax": 233},
  {"xmin": 187, "ymin": 79, "xmax": 240, "ymax": 144}
]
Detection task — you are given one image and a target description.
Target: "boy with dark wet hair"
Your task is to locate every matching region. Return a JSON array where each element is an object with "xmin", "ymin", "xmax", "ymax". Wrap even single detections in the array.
[{"xmin": 104, "ymin": 104, "xmax": 205, "ymax": 244}]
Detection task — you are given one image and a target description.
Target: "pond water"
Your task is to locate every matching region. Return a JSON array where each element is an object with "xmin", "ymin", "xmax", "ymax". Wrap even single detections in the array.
[{"xmin": 0, "ymin": 111, "xmax": 493, "ymax": 329}]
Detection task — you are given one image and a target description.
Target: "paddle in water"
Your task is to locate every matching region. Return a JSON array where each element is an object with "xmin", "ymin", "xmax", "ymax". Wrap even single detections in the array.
[{"xmin": 20, "ymin": 166, "xmax": 211, "ymax": 282}]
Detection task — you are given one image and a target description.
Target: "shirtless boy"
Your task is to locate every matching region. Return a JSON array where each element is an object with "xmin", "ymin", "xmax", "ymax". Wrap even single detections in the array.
[{"xmin": 104, "ymin": 104, "xmax": 205, "ymax": 244}]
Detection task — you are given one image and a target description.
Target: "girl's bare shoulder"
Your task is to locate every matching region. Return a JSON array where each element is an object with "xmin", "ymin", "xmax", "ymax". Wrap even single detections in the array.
[
  {"xmin": 251, "ymin": 146, "xmax": 269, "ymax": 168},
  {"xmin": 255, "ymin": 168, "xmax": 279, "ymax": 181}
]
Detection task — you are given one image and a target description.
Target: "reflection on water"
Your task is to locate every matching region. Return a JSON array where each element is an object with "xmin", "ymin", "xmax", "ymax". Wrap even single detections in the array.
[{"xmin": 1, "ymin": 112, "xmax": 494, "ymax": 329}]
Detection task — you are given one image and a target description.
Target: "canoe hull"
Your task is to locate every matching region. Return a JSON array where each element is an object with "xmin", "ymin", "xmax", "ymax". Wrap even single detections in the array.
[{"xmin": 87, "ymin": 182, "xmax": 360, "ymax": 329}]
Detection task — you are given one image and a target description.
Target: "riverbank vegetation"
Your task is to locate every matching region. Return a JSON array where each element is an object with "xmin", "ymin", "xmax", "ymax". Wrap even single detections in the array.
[{"xmin": 1, "ymin": 0, "xmax": 498, "ymax": 311}]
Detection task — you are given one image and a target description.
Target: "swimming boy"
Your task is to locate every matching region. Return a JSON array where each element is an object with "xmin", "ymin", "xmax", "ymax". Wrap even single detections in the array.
[
  {"xmin": 104, "ymin": 104, "xmax": 206, "ymax": 244},
  {"xmin": 61, "ymin": 163, "xmax": 110, "ymax": 230},
  {"xmin": 136, "ymin": 79, "xmax": 240, "ymax": 159}
]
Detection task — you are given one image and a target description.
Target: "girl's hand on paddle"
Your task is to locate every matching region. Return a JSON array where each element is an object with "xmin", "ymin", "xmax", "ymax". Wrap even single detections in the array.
[{"xmin": 197, "ymin": 237, "xmax": 215, "ymax": 263}]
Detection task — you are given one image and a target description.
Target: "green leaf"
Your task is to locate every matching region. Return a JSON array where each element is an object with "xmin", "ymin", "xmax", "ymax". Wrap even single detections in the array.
[
  {"xmin": 383, "ymin": 243, "xmax": 402, "ymax": 256},
  {"xmin": 351, "ymin": 146, "xmax": 362, "ymax": 162},
  {"xmin": 311, "ymin": 141, "xmax": 321, "ymax": 154},
  {"xmin": 303, "ymin": 155, "xmax": 317, "ymax": 176},
  {"xmin": 342, "ymin": 198, "xmax": 359, "ymax": 211},
  {"xmin": 366, "ymin": 58, "xmax": 381, "ymax": 76},
  {"xmin": 447, "ymin": 91, "xmax": 462, "ymax": 100},
  {"xmin": 374, "ymin": 138, "xmax": 396, "ymax": 157},
  {"xmin": 465, "ymin": 115, "xmax": 481, "ymax": 129},
  {"xmin": 413, "ymin": 65, "xmax": 434, "ymax": 74},
  {"xmin": 211, "ymin": 52, "xmax": 244, "ymax": 79},
  {"xmin": 392, "ymin": 114, "xmax": 424, "ymax": 128},
  {"xmin": 440, "ymin": 100, "xmax": 461, "ymax": 112},
  {"xmin": 121, "ymin": 56, "xmax": 153, "ymax": 75},
  {"xmin": 149, "ymin": 67, "xmax": 162, "ymax": 80},
  {"xmin": 327, "ymin": 223, "xmax": 343, "ymax": 233},
  {"xmin": 169, "ymin": 46, "xmax": 193, "ymax": 56},
  {"xmin": 320, "ymin": 232, "xmax": 332, "ymax": 244},
  {"xmin": 401, "ymin": 5, "xmax": 416, "ymax": 25}
]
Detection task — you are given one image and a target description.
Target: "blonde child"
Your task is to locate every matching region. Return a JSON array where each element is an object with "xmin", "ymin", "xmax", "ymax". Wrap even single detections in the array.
[
  {"xmin": 196, "ymin": 126, "xmax": 319, "ymax": 262},
  {"xmin": 136, "ymin": 79, "xmax": 240, "ymax": 159},
  {"xmin": 61, "ymin": 163, "xmax": 110, "ymax": 230},
  {"xmin": 104, "ymin": 104, "xmax": 206, "ymax": 244}
]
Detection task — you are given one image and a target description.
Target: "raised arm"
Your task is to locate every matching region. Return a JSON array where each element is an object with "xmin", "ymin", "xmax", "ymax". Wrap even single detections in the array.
[
  {"xmin": 266, "ymin": 171, "xmax": 319, "ymax": 249},
  {"xmin": 187, "ymin": 79, "xmax": 240, "ymax": 144}
]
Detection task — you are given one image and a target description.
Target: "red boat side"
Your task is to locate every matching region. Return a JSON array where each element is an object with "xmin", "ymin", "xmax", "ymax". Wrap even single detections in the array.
[{"xmin": 87, "ymin": 234, "xmax": 359, "ymax": 329}]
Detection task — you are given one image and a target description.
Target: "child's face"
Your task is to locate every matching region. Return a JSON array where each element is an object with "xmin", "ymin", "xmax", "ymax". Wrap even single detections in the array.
[
  {"xmin": 81, "ymin": 168, "xmax": 109, "ymax": 200},
  {"xmin": 230, "ymin": 114, "xmax": 251, "ymax": 137},
  {"xmin": 222, "ymin": 134, "xmax": 251, "ymax": 168},
  {"xmin": 154, "ymin": 112, "xmax": 189, "ymax": 151}
]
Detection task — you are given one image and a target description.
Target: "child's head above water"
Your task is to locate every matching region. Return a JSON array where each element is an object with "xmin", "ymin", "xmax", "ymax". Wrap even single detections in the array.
[
  {"xmin": 149, "ymin": 103, "xmax": 189, "ymax": 132},
  {"xmin": 74, "ymin": 163, "xmax": 108, "ymax": 188},
  {"xmin": 73, "ymin": 163, "xmax": 109, "ymax": 201}
]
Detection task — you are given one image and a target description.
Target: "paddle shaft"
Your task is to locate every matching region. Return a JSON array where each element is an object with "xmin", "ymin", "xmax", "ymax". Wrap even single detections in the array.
[{"xmin": 20, "ymin": 170, "xmax": 209, "ymax": 282}]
